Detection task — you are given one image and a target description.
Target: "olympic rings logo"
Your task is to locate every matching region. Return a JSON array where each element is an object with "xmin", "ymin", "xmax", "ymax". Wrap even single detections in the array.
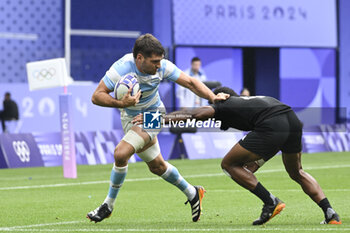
[
  {"xmin": 33, "ymin": 68, "xmax": 56, "ymax": 81},
  {"xmin": 12, "ymin": 141, "xmax": 31, "ymax": 162}
]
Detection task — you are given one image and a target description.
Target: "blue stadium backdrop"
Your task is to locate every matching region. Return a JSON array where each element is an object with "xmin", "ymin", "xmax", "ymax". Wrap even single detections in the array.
[
  {"xmin": 280, "ymin": 48, "xmax": 336, "ymax": 126},
  {"xmin": 0, "ymin": 0, "xmax": 63, "ymax": 83}
]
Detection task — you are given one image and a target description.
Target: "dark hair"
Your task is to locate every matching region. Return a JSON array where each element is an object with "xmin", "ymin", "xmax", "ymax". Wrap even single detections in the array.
[
  {"xmin": 132, "ymin": 33, "xmax": 165, "ymax": 59},
  {"xmin": 213, "ymin": 86, "xmax": 239, "ymax": 97},
  {"xmin": 191, "ymin": 57, "xmax": 201, "ymax": 63},
  {"xmin": 5, "ymin": 92, "xmax": 10, "ymax": 98}
]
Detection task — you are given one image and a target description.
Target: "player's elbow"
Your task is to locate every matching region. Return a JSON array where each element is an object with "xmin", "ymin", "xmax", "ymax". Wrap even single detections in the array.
[{"xmin": 91, "ymin": 92, "xmax": 98, "ymax": 105}]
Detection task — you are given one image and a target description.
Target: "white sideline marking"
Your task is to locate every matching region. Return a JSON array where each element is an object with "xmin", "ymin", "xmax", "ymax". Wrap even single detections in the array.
[
  {"xmin": 257, "ymin": 164, "xmax": 350, "ymax": 174},
  {"xmin": 0, "ymin": 164, "xmax": 349, "ymax": 191},
  {"xmin": 210, "ymin": 189, "xmax": 350, "ymax": 193},
  {"xmin": 0, "ymin": 221, "xmax": 81, "ymax": 231},
  {"xmin": 0, "ymin": 174, "xmax": 222, "ymax": 191},
  {"xmin": 0, "ymin": 227, "xmax": 349, "ymax": 232}
]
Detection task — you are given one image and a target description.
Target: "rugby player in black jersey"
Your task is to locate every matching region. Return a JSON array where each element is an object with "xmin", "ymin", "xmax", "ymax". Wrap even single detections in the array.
[{"xmin": 133, "ymin": 87, "xmax": 342, "ymax": 225}]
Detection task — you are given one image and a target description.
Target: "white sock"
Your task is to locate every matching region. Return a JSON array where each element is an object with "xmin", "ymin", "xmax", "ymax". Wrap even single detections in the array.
[
  {"xmin": 161, "ymin": 162, "xmax": 196, "ymax": 201},
  {"xmin": 103, "ymin": 164, "xmax": 128, "ymax": 210}
]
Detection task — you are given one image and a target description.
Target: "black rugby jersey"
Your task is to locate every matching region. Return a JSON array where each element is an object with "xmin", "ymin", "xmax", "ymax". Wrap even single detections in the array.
[{"xmin": 212, "ymin": 96, "xmax": 292, "ymax": 131}]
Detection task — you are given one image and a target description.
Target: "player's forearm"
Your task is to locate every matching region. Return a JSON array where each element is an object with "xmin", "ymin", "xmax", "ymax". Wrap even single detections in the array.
[
  {"xmin": 163, "ymin": 110, "xmax": 194, "ymax": 124},
  {"xmin": 163, "ymin": 107, "xmax": 211, "ymax": 123},
  {"xmin": 132, "ymin": 107, "xmax": 212, "ymax": 126},
  {"xmin": 91, "ymin": 92, "xmax": 125, "ymax": 108},
  {"xmin": 188, "ymin": 78, "xmax": 216, "ymax": 103}
]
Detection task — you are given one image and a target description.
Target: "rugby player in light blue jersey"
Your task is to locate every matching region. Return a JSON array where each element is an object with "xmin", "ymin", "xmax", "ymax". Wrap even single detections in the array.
[{"xmin": 87, "ymin": 34, "xmax": 229, "ymax": 223}]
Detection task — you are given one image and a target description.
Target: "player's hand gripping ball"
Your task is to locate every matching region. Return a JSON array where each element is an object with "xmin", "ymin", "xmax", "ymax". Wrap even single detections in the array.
[{"xmin": 114, "ymin": 74, "xmax": 140, "ymax": 100}]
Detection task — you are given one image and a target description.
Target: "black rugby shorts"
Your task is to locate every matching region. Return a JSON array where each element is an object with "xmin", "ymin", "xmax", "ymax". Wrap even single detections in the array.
[{"xmin": 238, "ymin": 111, "xmax": 303, "ymax": 161}]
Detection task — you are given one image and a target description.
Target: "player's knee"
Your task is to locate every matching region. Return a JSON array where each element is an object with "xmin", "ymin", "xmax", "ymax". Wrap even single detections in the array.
[
  {"xmin": 288, "ymin": 169, "xmax": 303, "ymax": 182},
  {"xmin": 149, "ymin": 165, "xmax": 165, "ymax": 176},
  {"xmin": 114, "ymin": 146, "xmax": 130, "ymax": 165},
  {"xmin": 221, "ymin": 160, "xmax": 230, "ymax": 172},
  {"xmin": 148, "ymin": 161, "xmax": 167, "ymax": 176}
]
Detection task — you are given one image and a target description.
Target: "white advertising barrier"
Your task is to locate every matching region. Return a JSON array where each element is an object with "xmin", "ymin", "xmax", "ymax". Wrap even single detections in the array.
[{"xmin": 26, "ymin": 58, "xmax": 73, "ymax": 90}]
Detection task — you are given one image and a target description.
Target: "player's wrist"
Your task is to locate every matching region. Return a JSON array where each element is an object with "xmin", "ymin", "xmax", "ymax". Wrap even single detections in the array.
[
  {"xmin": 115, "ymin": 99, "xmax": 126, "ymax": 108},
  {"xmin": 209, "ymin": 94, "xmax": 216, "ymax": 104}
]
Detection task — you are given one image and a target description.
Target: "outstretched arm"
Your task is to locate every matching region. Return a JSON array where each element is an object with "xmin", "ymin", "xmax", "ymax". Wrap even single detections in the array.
[
  {"xmin": 132, "ymin": 106, "xmax": 216, "ymax": 125},
  {"xmin": 175, "ymin": 72, "xmax": 229, "ymax": 103},
  {"xmin": 165, "ymin": 106, "xmax": 215, "ymax": 122}
]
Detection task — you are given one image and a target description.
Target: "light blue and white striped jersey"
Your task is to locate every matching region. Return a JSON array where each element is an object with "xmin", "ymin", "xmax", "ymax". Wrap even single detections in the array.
[{"xmin": 102, "ymin": 53, "xmax": 181, "ymax": 116}]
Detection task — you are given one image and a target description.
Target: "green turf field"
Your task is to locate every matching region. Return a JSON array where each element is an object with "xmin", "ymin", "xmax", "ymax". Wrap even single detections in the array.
[{"xmin": 0, "ymin": 152, "xmax": 349, "ymax": 232}]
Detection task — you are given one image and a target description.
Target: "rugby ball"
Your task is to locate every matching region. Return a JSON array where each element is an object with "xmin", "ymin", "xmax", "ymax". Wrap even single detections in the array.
[{"xmin": 114, "ymin": 74, "xmax": 140, "ymax": 100}]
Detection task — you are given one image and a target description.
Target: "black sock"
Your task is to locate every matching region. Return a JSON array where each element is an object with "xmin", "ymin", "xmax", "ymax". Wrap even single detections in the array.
[
  {"xmin": 250, "ymin": 182, "xmax": 275, "ymax": 205},
  {"xmin": 318, "ymin": 198, "xmax": 332, "ymax": 215}
]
